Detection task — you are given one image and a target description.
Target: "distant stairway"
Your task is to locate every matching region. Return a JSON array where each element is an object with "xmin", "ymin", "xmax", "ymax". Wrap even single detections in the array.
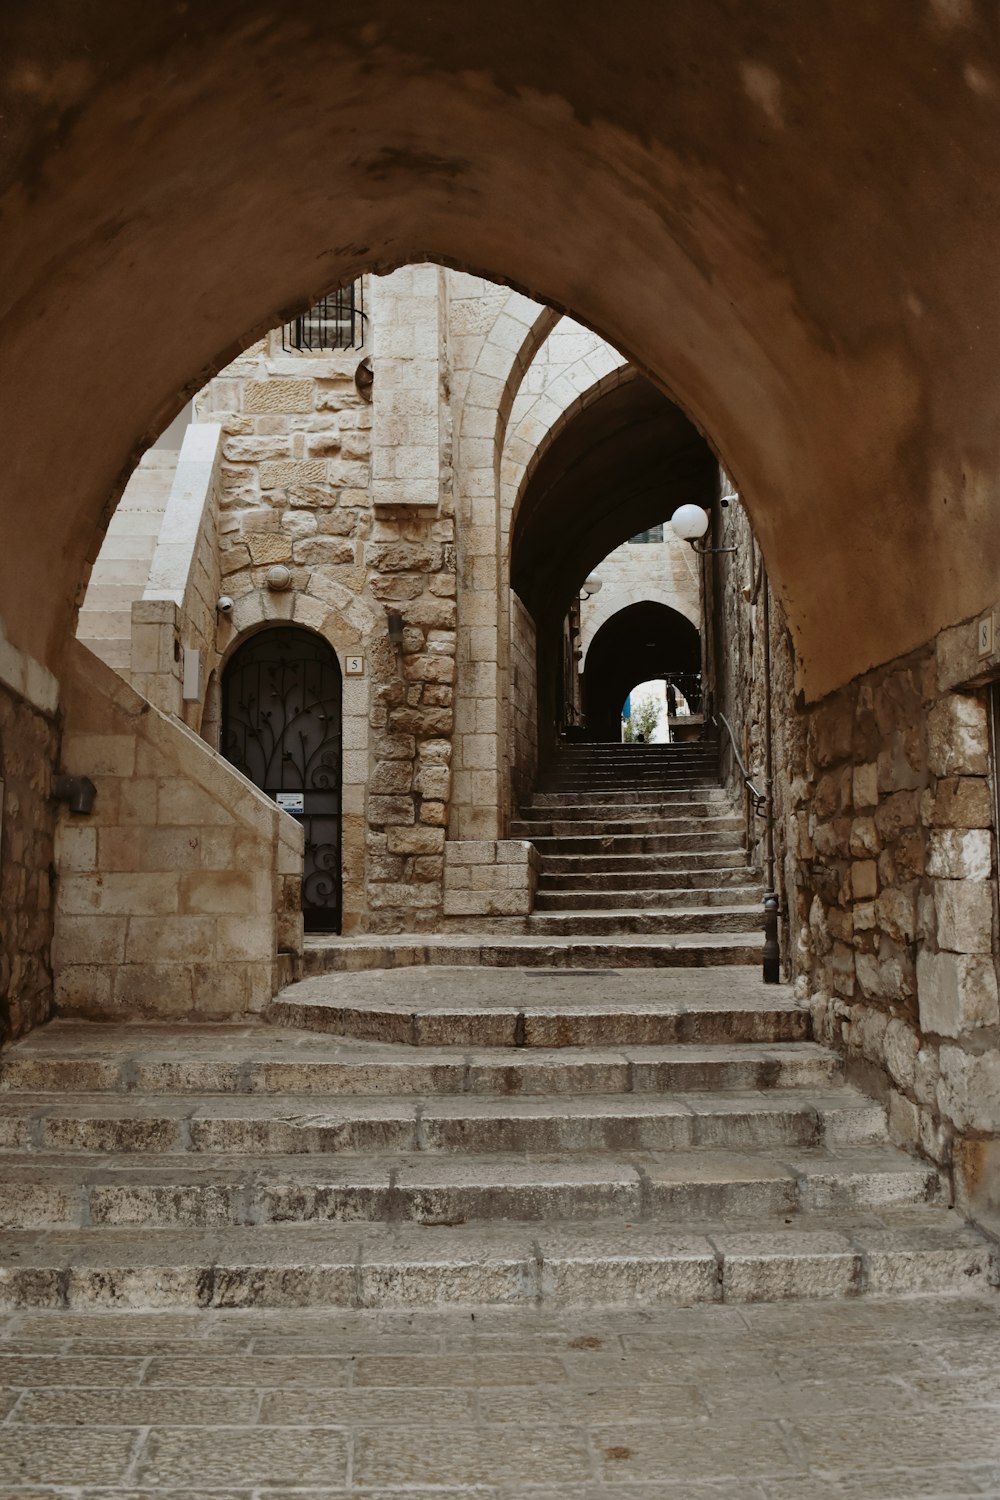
[{"xmin": 514, "ymin": 740, "xmax": 764, "ymax": 947}]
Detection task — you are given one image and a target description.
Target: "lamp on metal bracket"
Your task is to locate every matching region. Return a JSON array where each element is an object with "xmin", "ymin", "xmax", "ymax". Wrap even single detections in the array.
[{"xmin": 669, "ymin": 504, "xmax": 737, "ymax": 555}]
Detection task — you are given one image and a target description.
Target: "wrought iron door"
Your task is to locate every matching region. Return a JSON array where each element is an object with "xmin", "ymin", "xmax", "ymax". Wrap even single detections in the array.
[{"xmin": 222, "ymin": 628, "xmax": 342, "ymax": 932}]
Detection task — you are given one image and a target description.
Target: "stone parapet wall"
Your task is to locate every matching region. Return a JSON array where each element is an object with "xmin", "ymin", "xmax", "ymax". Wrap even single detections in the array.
[
  {"xmin": 443, "ymin": 839, "xmax": 539, "ymax": 918},
  {"xmin": 53, "ymin": 641, "xmax": 303, "ymax": 1021}
]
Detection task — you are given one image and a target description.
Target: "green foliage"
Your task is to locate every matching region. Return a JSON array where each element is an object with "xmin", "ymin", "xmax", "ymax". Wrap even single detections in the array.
[{"xmin": 622, "ymin": 692, "xmax": 661, "ymax": 743}]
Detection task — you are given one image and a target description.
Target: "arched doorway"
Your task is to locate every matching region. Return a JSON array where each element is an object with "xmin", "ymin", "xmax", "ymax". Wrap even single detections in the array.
[
  {"xmin": 584, "ymin": 601, "xmax": 702, "ymax": 741},
  {"xmin": 222, "ymin": 627, "xmax": 342, "ymax": 933}
]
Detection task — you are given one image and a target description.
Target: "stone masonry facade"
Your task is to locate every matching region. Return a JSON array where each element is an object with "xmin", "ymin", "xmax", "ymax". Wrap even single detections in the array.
[{"xmin": 716, "ymin": 492, "xmax": 1000, "ymax": 1233}]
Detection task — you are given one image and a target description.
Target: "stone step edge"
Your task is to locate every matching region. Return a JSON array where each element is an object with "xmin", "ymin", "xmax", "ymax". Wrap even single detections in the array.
[
  {"xmin": 0, "ymin": 1084, "xmax": 875, "ymax": 1143},
  {"xmin": 300, "ymin": 937, "xmax": 766, "ymax": 976},
  {"xmin": 1, "ymin": 1216, "xmax": 993, "ymax": 1309},
  {"xmin": 0, "ymin": 1040, "xmax": 841, "ymax": 1097}
]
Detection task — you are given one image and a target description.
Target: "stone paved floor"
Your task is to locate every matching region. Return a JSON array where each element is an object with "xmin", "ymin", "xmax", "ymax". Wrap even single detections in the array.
[{"xmin": 0, "ymin": 1297, "xmax": 997, "ymax": 1496}]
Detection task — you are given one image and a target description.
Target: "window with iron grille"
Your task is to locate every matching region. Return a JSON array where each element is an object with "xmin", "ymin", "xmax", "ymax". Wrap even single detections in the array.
[
  {"xmin": 282, "ymin": 280, "xmax": 366, "ymax": 352},
  {"xmin": 629, "ymin": 524, "xmax": 664, "ymax": 544}
]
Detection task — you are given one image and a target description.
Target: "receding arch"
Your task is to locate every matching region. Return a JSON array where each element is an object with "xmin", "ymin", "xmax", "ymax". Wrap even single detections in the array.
[{"xmin": 584, "ymin": 601, "xmax": 701, "ymax": 742}]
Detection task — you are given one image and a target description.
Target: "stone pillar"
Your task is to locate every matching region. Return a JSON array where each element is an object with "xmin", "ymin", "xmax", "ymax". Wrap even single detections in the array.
[{"xmin": 363, "ymin": 268, "xmax": 457, "ymax": 928}]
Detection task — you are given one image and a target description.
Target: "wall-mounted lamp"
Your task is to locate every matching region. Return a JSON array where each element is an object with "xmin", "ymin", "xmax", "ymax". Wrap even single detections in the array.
[
  {"xmin": 386, "ymin": 609, "xmax": 405, "ymax": 647},
  {"xmin": 52, "ymin": 774, "xmax": 97, "ymax": 816},
  {"xmin": 669, "ymin": 504, "xmax": 737, "ymax": 555},
  {"xmin": 579, "ymin": 575, "xmax": 603, "ymax": 602}
]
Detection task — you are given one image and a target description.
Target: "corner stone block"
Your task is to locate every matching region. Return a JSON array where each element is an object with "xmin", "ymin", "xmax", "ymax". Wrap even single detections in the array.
[
  {"xmin": 927, "ymin": 693, "xmax": 989, "ymax": 778},
  {"xmin": 927, "ymin": 828, "xmax": 992, "ymax": 881},
  {"xmin": 938, "ymin": 1044, "xmax": 1000, "ymax": 1133},
  {"xmin": 935, "ymin": 878, "xmax": 994, "ymax": 954},
  {"xmin": 917, "ymin": 948, "xmax": 1000, "ymax": 1037}
]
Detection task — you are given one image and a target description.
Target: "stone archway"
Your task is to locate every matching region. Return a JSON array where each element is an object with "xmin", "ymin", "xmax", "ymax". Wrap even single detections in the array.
[
  {"xmin": 6, "ymin": 2, "xmax": 999, "ymax": 703},
  {"xmin": 583, "ymin": 601, "xmax": 702, "ymax": 742}
]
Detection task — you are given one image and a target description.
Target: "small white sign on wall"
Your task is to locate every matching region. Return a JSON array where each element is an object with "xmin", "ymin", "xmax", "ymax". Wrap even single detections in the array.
[
  {"xmin": 978, "ymin": 612, "xmax": 994, "ymax": 659},
  {"xmin": 345, "ymin": 655, "xmax": 365, "ymax": 676},
  {"xmin": 276, "ymin": 791, "xmax": 304, "ymax": 815}
]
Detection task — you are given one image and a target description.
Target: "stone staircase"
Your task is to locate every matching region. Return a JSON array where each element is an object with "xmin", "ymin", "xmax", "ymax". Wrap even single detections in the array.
[
  {"xmin": 515, "ymin": 741, "xmax": 764, "ymax": 940},
  {"xmin": 0, "ymin": 739, "xmax": 993, "ymax": 1311},
  {"xmin": 0, "ymin": 969, "xmax": 993, "ymax": 1310},
  {"xmin": 304, "ymin": 740, "xmax": 765, "ymax": 974}
]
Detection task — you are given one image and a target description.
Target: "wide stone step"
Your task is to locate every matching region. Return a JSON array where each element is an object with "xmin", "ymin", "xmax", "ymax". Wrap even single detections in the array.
[
  {"xmin": 2, "ymin": 1206, "xmax": 989, "ymax": 1309},
  {"xmin": 511, "ymin": 815, "xmax": 743, "ymax": 838},
  {"xmin": 0, "ymin": 1024, "xmax": 841, "ymax": 1098},
  {"xmin": 0, "ymin": 1141, "xmax": 943, "ymax": 1233},
  {"xmin": 528, "ymin": 789, "xmax": 730, "ymax": 808},
  {"xmin": 537, "ymin": 866, "xmax": 759, "ymax": 893},
  {"xmin": 528, "ymin": 831, "xmax": 745, "ymax": 856},
  {"xmin": 0, "ymin": 1086, "xmax": 880, "ymax": 1159},
  {"xmin": 278, "ymin": 967, "xmax": 790, "ymax": 1045},
  {"xmin": 538, "ymin": 850, "xmax": 752, "ymax": 874},
  {"xmin": 537, "ymin": 777, "xmax": 721, "ymax": 792},
  {"xmin": 523, "ymin": 907, "xmax": 764, "ymax": 936},
  {"xmin": 536, "ymin": 790, "xmax": 725, "ymax": 804},
  {"xmin": 534, "ymin": 884, "xmax": 762, "ymax": 910}
]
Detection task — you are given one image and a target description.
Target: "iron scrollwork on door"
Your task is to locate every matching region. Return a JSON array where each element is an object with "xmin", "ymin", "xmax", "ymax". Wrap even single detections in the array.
[{"xmin": 222, "ymin": 627, "xmax": 342, "ymax": 932}]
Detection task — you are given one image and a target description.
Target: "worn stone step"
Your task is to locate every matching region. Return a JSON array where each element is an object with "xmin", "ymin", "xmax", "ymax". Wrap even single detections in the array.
[
  {"xmin": 537, "ymin": 867, "xmax": 759, "ymax": 894},
  {"xmin": 0, "ymin": 1024, "xmax": 841, "ymax": 1098},
  {"xmin": 528, "ymin": 789, "xmax": 731, "ymax": 808},
  {"xmin": 511, "ymin": 815, "xmax": 743, "ymax": 838},
  {"xmin": 300, "ymin": 935, "xmax": 765, "ymax": 980},
  {"xmin": 0, "ymin": 1086, "xmax": 880, "ymax": 1158},
  {"xmin": 276, "ymin": 966, "xmax": 792, "ymax": 1045},
  {"xmin": 527, "ymin": 832, "xmax": 746, "ymax": 856},
  {"xmin": 538, "ymin": 850, "xmax": 752, "ymax": 874},
  {"xmin": 524, "ymin": 906, "xmax": 765, "ymax": 937},
  {"xmin": 536, "ymin": 786, "xmax": 722, "ymax": 798},
  {"xmin": 0, "ymin": 1141, "xmax": 943, "ymax": 1231},
  {"xmin": 2, "ymin": 1206, "xmax": 989, "ymax": 1309},
  {"xmin": 534, "ymin": 885, "xmax": 762, "ymax": 911}
]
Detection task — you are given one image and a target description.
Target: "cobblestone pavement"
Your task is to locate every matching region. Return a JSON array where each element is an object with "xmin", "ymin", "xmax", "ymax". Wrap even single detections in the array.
[{"xmin": 0, "ymin": 1296, "xmax": 996, "ymax": 1496}]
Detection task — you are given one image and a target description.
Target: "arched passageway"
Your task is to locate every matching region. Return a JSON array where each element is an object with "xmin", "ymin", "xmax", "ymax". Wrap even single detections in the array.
[
  {"xmin": 5, "ymin": 2, "xmax": 1000, "ymax": 698},
  {"xmin": 584, "ymin": 602, "xmax": 701, "ymax": 742},
  {"xmin": 509, "ymin": 374, "xmax": 716, "ymax": 765}
]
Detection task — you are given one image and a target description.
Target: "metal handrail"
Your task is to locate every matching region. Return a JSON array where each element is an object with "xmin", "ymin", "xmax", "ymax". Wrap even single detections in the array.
[{"xmin": 712, "ymin": 713, "xmax": 767, "ymax": 813}]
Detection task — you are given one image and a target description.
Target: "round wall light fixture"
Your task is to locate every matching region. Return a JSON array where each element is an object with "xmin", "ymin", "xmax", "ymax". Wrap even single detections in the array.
[{"xmin": 669, "ymin": 504, "xmax": 710, "ymax": 541}]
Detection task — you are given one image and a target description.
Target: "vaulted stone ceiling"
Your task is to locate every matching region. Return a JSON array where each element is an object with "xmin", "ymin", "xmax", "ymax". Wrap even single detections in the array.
[
  {"xmin": 509, "ymin": 378, "xmax": 716, "ymax": 626},
  {"xmin": 3, "ymin": 1, "xmax": 1000, "ymax": 695}
]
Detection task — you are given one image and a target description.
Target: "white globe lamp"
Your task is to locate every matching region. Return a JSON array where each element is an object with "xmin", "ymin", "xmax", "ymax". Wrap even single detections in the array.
[{"xmin": 669, "ymin": 504, "xmax": 710, "ymax": 542}]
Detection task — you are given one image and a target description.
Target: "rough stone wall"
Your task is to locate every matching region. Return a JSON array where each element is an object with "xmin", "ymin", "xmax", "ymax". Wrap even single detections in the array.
[
  {"xmin": 194, "ymin": 268, "xmax": 460, "ymax": 932},
  {"xmin": 0, "ymin": 681, "xmax": 58, "ymax": 1042},
  {"xmin": 716, "ymin": 497, "xmax": 1000, "ymax": 1233},
  {"xmin": 797, "ymin": 652, "xmax": 1000, "ymax": 1231},
  {"xmin": 510, "ymin": 592, "xmax": 538, "ymax": 813}
]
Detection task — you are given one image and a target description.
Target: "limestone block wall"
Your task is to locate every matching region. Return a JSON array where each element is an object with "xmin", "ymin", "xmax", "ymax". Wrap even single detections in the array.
[
  {"xmin": 129, "ymin": 424, "xmax": 224, "ymax": 729},
  {"xmin": 53, "ymin": 641, "xmax": 303, "ymax": 1021},
  {"xmin": 578, "ymin": 535, "xmax": 701, "ymax": 665},
  {"xmin": 0, "ymin": 626, "xmax": 60, "ymax": 1042},
  {"xmin": 76, "ymin": 450, "xmax": 179, "ymax": 673},
  {"xmin": 443, "ymin": 839, "xmax": 539, "ymax": 920}
]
